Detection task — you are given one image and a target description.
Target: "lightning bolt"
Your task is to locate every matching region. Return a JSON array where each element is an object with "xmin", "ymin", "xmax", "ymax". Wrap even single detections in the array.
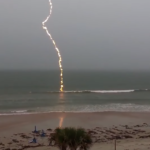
[{"xmin": 42, "ymin": 0, "xmax": 64, "ymax": 92}]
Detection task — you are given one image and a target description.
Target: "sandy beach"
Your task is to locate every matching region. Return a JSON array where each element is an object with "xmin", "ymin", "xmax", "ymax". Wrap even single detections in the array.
[{"xmin": 1, "ymin": 112, "xmax": 150, "ymax": 150}]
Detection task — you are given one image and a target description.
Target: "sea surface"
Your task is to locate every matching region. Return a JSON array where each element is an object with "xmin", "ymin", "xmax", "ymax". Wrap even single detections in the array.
[{"xmin": 1, "ymin": 70, "xmax": 150, "ymax": 115}]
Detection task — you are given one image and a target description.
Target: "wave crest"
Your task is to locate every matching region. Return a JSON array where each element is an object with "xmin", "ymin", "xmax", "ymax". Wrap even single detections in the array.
[
  {"xmin": 45, "ymin": 89, "xmax": 150, "ymax": 94},
  {"xmin": 91, "ymin": 90, "xmax": 134, "ymax": 93},
  {"xmin": 1, "ymin": 103, "xmax": 150, "ymax": 115}
]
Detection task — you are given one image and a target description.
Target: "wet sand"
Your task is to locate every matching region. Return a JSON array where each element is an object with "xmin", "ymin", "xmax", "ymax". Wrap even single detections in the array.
[{"xmin": 1, "ymin": 112, "xmax": 150, "ymax": 150}]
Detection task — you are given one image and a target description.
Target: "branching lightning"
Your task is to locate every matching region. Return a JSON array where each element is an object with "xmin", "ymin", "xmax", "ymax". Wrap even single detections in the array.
[{"xmin": 42, "ymin": 0, "xmax": 64, "ymax": 92}]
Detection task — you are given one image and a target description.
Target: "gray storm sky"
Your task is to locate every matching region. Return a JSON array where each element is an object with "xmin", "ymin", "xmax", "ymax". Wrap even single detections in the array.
[{"xmin": 0, "ymin": 0, "xmax": 150, "ymax": 70}]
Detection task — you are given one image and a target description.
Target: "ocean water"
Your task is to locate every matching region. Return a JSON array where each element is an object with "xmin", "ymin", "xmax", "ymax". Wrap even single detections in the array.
[{"xmin": 1, "ymin": 70, "xmax": 150, "ymax": 114}]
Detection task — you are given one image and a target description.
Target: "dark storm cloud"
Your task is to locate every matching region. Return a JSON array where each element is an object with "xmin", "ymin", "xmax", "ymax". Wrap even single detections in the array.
[{"xmin": 0, "ymin": 0, "xmax": 150, "ymax": 70}]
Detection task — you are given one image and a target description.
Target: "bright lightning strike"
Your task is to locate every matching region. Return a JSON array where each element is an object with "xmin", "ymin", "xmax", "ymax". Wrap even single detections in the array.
[{"xmin": 42, "ymin": 0, "xmax": 64, "ymax": 92}]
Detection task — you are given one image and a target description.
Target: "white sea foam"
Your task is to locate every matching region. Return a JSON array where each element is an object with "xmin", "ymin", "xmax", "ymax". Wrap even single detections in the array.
[
  {"xmin": 47, "ymin": 89, "xmax": 149, "ymax": 93},
  {"xmin": 91, "ymin": 90, "xmax": 135, "ymax": 93},
  {"xmin": 11, "ymin": 110, "xmax": 28, "ymax": 113},
  {"xmin": 1, "ymin": 103, "xmax": 150, "ymax": 116}
]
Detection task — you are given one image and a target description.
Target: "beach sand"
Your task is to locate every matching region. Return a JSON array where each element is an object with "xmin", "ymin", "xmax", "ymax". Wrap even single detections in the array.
[{"xmin": 1, "ymin": 112, "xmax": 150, "ymax": 150}]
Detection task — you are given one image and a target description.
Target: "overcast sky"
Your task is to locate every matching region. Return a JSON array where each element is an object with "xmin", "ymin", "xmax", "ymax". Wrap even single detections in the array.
[{"xmin": 0, "ymin": 0, "xmax": 150, "ymax": 70}]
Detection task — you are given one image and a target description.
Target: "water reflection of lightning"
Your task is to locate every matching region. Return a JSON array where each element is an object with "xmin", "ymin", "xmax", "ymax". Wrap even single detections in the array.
[
  {"xmin": 59, "ymin": 117, "xmax": 64, "ymax": 128},
  {"xmin": 42, "ymin": 0, "xmax": 64, "ymax": 92}
]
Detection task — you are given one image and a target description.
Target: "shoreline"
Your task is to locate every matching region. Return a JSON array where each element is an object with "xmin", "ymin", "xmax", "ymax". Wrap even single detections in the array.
[
  {"xmin": 1, "ymin": 112, "xmax": 150, "ymax": 132},
  {"xmin": 1, "ymin": 110, "xmax": 150, "ymax": 116}
]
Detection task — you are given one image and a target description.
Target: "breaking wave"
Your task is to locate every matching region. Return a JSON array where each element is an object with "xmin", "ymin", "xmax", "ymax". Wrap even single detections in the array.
[
  {"xmin": 1, "ymin": 103, "xmax": 150, "ymax": 115},
  {"xmin": 11, "ymin": 110, "xmax": 28, "ymax": 113},
  {"xmin": 43, "ymin": 89, "xmax": 150, "ymax": 94}
]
